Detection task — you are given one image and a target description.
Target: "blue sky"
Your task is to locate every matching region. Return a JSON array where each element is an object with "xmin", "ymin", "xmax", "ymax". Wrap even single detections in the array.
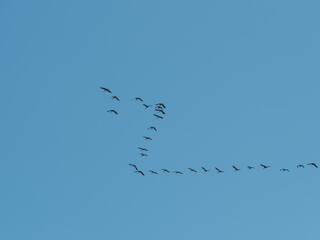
[{"xmin": 1, "ymin": 0, "xmax": 320, "ymax": 239}]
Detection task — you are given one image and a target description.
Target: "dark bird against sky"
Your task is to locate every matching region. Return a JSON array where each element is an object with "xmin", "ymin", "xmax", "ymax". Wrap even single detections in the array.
[
  {"xmin": 100, "ymin": 87, "xmax": 111, "ymax": 93},
  {"xmin": 129, "ymin": 164, "xmax": 138, "ymax": 171},
  {"xmin": 307, "ymin": 163, "xmax": 318, "ymax": 168},
  {"xmin": 143, "ymin": 136, "xmax": 152, "ymax": 141},
  {"xmin": 107, "ymin": 110, "xmax": 118, "ymax": 115},
  {"xmin": 133, "ymin": 97, "xmax": 143, "ymax": 102},
  {"xmin": 153, "ymin": 114, "xmax": 164, "ymax": 119},
  {"xmin": 111, "ymin": 96, "xmax": 120, "ymax": 101},
  {"xmin": 148, "ymin": 126, "xmax": 157, "ymax": 131},
  {"xmin": 135, "ymin": 171, "xmax": 144, "ymax": 176},
  {"xmin": 202, "ymin": 167, "xmax": 210, "ymax": 172}
]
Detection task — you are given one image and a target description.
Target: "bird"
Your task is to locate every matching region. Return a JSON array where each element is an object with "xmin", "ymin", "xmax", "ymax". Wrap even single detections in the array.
[
  {"xmin": 260, "ymin": 164, "xmax": 270, "ymax": 169},
  {"xmin": 100, "ymin": 87, "xmax": 112, "ymax": 93},
  {"xmin": 143, "ymin": 104, "xmax": 151, "ymax": 109},
  {"xmin": 148, "ymin": 126, "xmax": 157, "ymax": 131},
  {"xmin": 188, "ymin": 168, "xmax": 197, "ymax": 173},
  {"xmin": 107, "ymin": 110, "xmax": 118, "ymax": 115},
  {"xmin": 233, "ymin": 166, "xmax": 240, "ymax": 172},
  {"xmin": 156, "ymin": 103, "xmax": 166, "ymax": 109},
  {"xmin": 155, "ymin": 105, "xmax": 163, "ymax": 110},
  {"xmin": 155, "ymin": 109, "xmax": 166, "ymax": 115},
  {"xmin": 133, "ymin": 97, "xmax": 143, "ymax": 102},
  {"xmin": 143, "ymin": 136, "xmax": 152, "ymax": 141},
  {"xmin": 202, "ymin": 167, "xmax": 210, "ymax": 172},
  {"xmin": 129, "ymin": 164, "xmax": 138, "ymax": 171},
  {"xmin": 153, "ymin": 114, "xmax": 164, "ymax": 119},
  {"xmin": 215, "ymin": 167, "xmax": 224, "ymax": 173},
  {"xmin": 297, "ymin": 164, "xmax": 305, "ymax": 168},
  {"xmin": 138, "ymin": 147, "xmax": 148, "ymax": 151},
  {"xmin": 307, "ymin": 163, "xmax": 318, "ymax": 168},
  {"xmin": 139, "ymin": 153, "xmax": 148, "ymax": 157},
  {"xmin": 111, "ymin": 96, "xmax": 120, "ymax": 101},
  {"xmin": 149, "ymin": 170, "xmax": 158, "ymax": 174},
  {"xmin": 173, "ymin": 171, "xmax": 183, "ymax": 174},
  {"xmin": 135, "ymin": 170, "xmax": 144, "ymax": 176},
  {"xmin": 162, "ymin": 169, "xmax": 170, "ymax": 173},
  {"xmin": 247, "ymin": 166, "xmax": 254, "ymax": 170},
  {"xmin": 280, "ymin": 168, "xmax": 290, "ymax": 172}
]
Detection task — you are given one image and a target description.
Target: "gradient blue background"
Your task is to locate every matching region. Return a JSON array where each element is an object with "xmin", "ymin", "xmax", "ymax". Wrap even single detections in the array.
[{"xmin": 1, "ymin": 1, "xmax": 320, "ymax": 239}]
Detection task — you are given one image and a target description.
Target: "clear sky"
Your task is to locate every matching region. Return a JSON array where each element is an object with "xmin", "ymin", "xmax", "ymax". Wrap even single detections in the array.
[{"xmin": 1, "ymin": 0, "xmax": 320, "ymax": 239}]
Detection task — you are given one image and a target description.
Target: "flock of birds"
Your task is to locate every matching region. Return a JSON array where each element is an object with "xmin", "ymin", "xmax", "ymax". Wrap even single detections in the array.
[
  {"xmin": 128, "ymin": 163, "xmax": 319, "ymax": 176},
  {"xmin": 102, "ymin": 87, "xmax": 319, "ymax": 176},
  {"xmin": 102, "ymin": 86, "xmax": 166, "ymax": 170}
]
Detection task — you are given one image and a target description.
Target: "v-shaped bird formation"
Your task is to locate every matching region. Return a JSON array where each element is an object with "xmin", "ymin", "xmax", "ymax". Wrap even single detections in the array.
[{"xmin": 101, "ymin": 87, "xmax": 319, "ymax": 177}]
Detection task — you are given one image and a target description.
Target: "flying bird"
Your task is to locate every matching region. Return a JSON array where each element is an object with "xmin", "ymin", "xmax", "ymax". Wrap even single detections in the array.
[
  {"xmin": 162, "ymin": 169, "xmax": 170, "ymax": 173},
  {"xmin": 111, "ymin": 96, "xmax": 120, "ymax": 101},
  {"xmin": 139, "ymin": 153, "xmax": 148, "ymax": 157},
  {"xmin": 129, "ymin": 164, "xmax": 138, "ymax": 171},
  {"xmin": 148, "ymin": 126, "xmax": 157, "ymax": 131},
  {"xmin": 260, "ymin": 164, "xmax": 270, "ymax": 169},
  {"xmin": 153, "ymin": 114, "xmax": 164, "ymax": 119},
  {"xmin": 297, "ymin": 164, "xmax": 305, "ymax": 168},
  {"xmin": 173, "ymin": 171, "xmax": 183, "ymax": 174},
  {"xmin": 280, "ymin": 168, "xmax": 290, "ymax": 172},
  {"xmin": 156, "ymin": 103, "xmax": 166, "ymax": 109},
  {"xmin": 138, "ymin": 147, "xmax": 148, "ymax": 151},
  {"xmin": 100, "ymin": 87, "xmax": 112, "ymax": 93},
  {"xmin": 188, "ymin": 168, "xmax": 197, "ymax": 173},
  {"xmin": 107, "ymin": 110, "xmax": 118, "ymax": 115},
  {"xmin": 133, "ymin": 97, "xmax": 143, "ymax": 102},
  {"xmin": 135, "ymin": 170, "xmax": 144, "ymax": 176},
  {"xmin": 143, "ymin": 104, "xmax": 151, "ymax": 109},
  {"xmin": 149, "ymin": 170, "xmax": 158, "ymax": 174},
  {"xmin": 233, "ymin": 166, "xmax": 240, "ymax": 172},
  {"xmin": 202, "ymin": 167, "xmax": 210, "ymax": 172},
  {"xmin": 155, "ymin": 105, "xmax": 163, "ymax": 110},
  {"xmin": 247, "ymin": 166, "xmax": 254, "ymax": 170},
  {"xmin": 215, "ymin": 167, "xmax": 224, "ymax": 173},
  {"xmin": 155, "ymin": 109, "xmax": 166, "ymax": 115},
  {"xmin": 143, "ymin": 136, "xmax": 152, "ymax": 141},
  {"xmin": 307, "ymin": 163, "xmax": 318, "ymax": 168}
]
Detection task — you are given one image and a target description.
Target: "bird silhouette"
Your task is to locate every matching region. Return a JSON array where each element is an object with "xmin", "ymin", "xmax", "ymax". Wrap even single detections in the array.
[
  {"xmin": 143, "ymin": 104, "xmax": 151, "ymax": 109},
  {"xmin": 153, "ymin": 114, "xmax": 164, "ymax": 119},
  {"xmin": 143, "ymin": 136, "xmax": 152, "ymax": 141},
  {"xmin": 307, "ymin": 163, "xmax": 318, "ymax": 168},
  {"xmin": 156, "ymin": 103, "xmax": 166, "ymax": 109},
  {"xmin": 233, "ymin": 166, "xmax": 240, "ymax": 172},
  {"xmin": 247, "ymin": 166, "xmax": 254, "ymax": 170},
  {"xmin": 111, "ymin": 96, "xmax": 120, "ymax": 101},
  {"xmin": 139, "ymin": 153, "xmax": 148, "ymax": 157},
  {"xmin": 188, "ymin": 168, "xmax": 197, "ymax": 173},
  {"xmin": 107, "ymin": 110, "xmax": 118, "ymax": 115},
  {"xmin": 148, "ymin": 126, "xmax": 157, "ymax": 131},
  {"xmin": 155, "ymin": 109, "xmax": 166, "ymax": 115},
  {"xmin": 149, "ymin": 170, "xmax": 158, "ymax": 174},
  {"xmin": 138, "ymin": 147, "xmax": 148, "ymax": 151},
  {"xmin": 297, "ymin": 164, "xmax": 305, "ymax": 168},
  {"xmin": 202, "ymin": 167, "xmax": 210, "ymax": 172},
  {"xmin": 129, "ymin": 164, "xmax": 138, "ymax": 171},
  {"xmin": 162, "ymin": 169, "xmax": 170, "ymax": 173},
  {"xmin": 260, "ymin": 164, "xmax": 270, "ymax": 169},
  {"xmin": 133, "ymin": 97, "xmax": 143, "ymax": 102},
  {"xmin": 135, "ymin": 170, "xmax": 144, "ymax": 176},
  {"xmin": 280, "ymin": 168, "xmax": 290, "ymax": 172},
  {"xmin": 100, "ymin": 87, "xmax": 112, "ymax": 93},
  {"xmin": 155, "ymin": 105, "xmax": 163, "ymax": 110},
  {"xmin": 173, "ymin": 171, "xmax": 183, "ymax": 174},
  {"xmin": 215, "ymin": 167, "xmax": 224, "ymax": 173}
]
